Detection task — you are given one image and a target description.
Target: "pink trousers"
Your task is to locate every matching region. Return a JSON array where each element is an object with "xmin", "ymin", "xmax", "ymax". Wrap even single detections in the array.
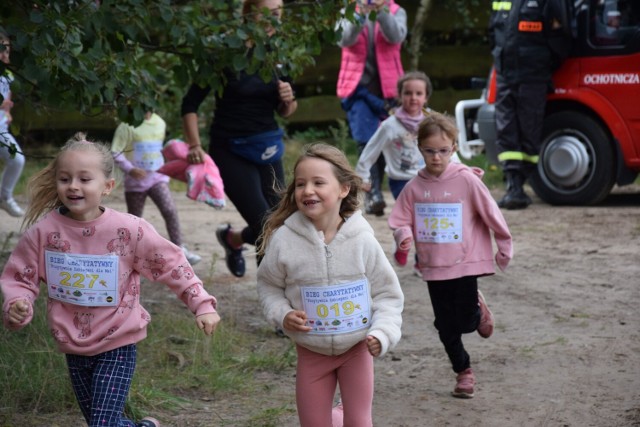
[{"xmin": 295, "ymin": 340, "xmax": 374, "ymax": 427}]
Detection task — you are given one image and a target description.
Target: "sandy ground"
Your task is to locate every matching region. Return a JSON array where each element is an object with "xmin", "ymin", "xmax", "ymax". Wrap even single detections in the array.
[{"xmin": 2, "ymin": 183, "xmax": 639, "ymax": 427}]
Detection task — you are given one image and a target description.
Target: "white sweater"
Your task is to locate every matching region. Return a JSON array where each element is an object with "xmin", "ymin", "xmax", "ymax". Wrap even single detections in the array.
[
  {"xmin": 257, "ymin": 210, "xmax": 404, "ymax": 357},
  {"xmin": 355, "ymin": 115, "xmax": 424, "ymax": 183}
]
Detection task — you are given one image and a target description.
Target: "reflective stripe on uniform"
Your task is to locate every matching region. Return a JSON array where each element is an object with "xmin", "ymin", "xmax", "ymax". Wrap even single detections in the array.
[
  {"xmin": 497, "ymin": 151, "xmax": 539, "ymax": 163},
  {"xmin": 518, "ymin": 21, "xmax": 543, "ymax": 32},
  {"xmin": 492, "ymin": 1, "xmax": 512, "ymax": 11}
]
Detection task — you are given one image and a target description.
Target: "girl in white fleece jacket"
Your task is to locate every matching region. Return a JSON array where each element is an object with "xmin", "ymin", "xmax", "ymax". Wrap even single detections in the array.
[{"xmin": 257, "ymin": 143, "xmax": 404, "ymax": 427}]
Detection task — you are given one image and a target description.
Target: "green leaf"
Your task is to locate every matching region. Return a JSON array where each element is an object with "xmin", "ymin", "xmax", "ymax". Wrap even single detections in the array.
[{"xmin": 232, "ymin": 54, "xmax": 248, "ymax": 72}]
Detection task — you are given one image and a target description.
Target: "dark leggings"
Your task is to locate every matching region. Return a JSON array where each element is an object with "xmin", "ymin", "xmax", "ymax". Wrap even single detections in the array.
[
  {"xmin": 66, "ymin": 344, "xmax": 139, "ymax": 427},
  {"xmin": 210, "ymin": 140, "xmax": 284, "ymax": 246},
  {"xmin": 125, "ymin": 182, "xmax": 182, "ymax": 246},
  {"xmin": 427, "ymin": 276, "xmax": 480, "ymax": 373}
]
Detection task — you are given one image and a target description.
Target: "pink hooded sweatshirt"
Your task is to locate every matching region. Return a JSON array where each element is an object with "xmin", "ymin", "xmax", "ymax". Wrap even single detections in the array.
[
  {"xmin": 1, "ymin": 208, "xmax": 217, "ymax": 356},
  {"xmin": 388, "ymin": 162, "xmax": 512, "ymax": 281}
]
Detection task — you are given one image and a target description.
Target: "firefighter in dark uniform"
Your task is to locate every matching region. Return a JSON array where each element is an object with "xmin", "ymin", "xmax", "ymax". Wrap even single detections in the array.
[{"xmin": 489, "ymin": 0, "xmax": 572, "ymax": 209}]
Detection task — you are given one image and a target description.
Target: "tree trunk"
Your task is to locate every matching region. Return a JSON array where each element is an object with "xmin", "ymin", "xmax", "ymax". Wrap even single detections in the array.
[{"xmin": 408, "ymin": 0, "xmax": 433, "ymax": 71}]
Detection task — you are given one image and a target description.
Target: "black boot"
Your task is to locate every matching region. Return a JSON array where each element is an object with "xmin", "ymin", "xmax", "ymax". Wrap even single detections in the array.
[
  {"xmin": 359, "ymin": 145, "xmax": 386, "ymax": 216},
  {"xmin": 498, "ymin": 171, "xmax": 532, "ymax": 210}
]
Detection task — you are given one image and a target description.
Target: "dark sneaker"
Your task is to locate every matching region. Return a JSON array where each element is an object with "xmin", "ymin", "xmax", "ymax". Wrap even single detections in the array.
[
  {"xmin": 452, "ymin": 368, "xmax": 475, "ymax": 398},
  {"xmin": 477, "ymin": 290, "xmax": 494, "ymax": 338},
  {"xmin": 216, "ymin": 224, "xmax": 245, "ymax": 277},
  {"xmin": 139, "ymin": 417, "xmax": 160, "ymax": 427}
]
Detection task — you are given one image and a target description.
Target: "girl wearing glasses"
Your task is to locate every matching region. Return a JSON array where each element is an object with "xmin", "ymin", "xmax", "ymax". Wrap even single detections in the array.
[{"xmin": 388, "ymin": 112, "xmax": 512, "ymax": 399}]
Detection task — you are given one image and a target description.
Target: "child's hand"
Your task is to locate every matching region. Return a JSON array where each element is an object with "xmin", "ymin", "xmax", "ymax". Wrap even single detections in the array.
[
  {"xmin": 196, "ymin": 312, "xmax": 221, "ymax": 336},
  {"xmin": 283, "ymin": 310, "xmax": 312, "ymax": 333},
  {"xmin": 362, "ymin": 181, "xmax": 372, "ymax": 192},
  {"xmin": 8, "ymin": 300, "xmax": 30, "ymax": 325},
  {"xmin": 129, "ymin": 168, "xmax": 147, "ymax": 180},
  {"xmin": 398, "ymin": 237, "xmax": 412, "ymax": 251},
  {"xmin": 366, "ymin": 335, "xmax": 381, "ymax": 357}
]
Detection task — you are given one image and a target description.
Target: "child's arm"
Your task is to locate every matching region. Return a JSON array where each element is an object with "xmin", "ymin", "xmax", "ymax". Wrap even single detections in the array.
[
  {"xmin": 364, "ymin": 236, "xmax": 405, "ymax": 357},
  {"xmin": 355, "ymin": 124, "xmax": 389, "ymax": 187},
  {"xmin": 135, "ymin": 219, "xmax": 218, "ymax": 325},
  {"xmin": 469, "ymin": 177, "xmax": 513, "ymax": 271},
  {"xmin": 1, "ymin": 234, "xmax": 41, "ymax": 330}
]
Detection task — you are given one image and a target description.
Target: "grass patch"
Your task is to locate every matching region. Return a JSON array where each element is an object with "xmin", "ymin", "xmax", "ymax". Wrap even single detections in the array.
[{"xmin": 0, "ymin": 279, "xmax": 297, "ymax": 422}]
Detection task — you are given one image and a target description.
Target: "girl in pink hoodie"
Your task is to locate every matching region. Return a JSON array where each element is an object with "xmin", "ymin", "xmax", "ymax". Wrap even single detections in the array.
[
  {"xmin": 388, "ymin": 112, "xmax": 512, "ymax": 399},
  {"xmin": 1, "ymin": 133, "xmax": 221, "ymax": 427}
]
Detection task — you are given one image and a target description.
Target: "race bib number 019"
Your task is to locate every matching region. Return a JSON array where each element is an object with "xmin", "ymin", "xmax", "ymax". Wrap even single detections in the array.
[
  {"xmin": 45, "ymin": 251, "xmax": 119, "ymax": 307},
  {"xmin": 301, "ymin": 279, "xmax": 371, "ymax": 335},
  {"xmin": 415, "ymin": 202, "xmax": 463, "ymax": 243}
]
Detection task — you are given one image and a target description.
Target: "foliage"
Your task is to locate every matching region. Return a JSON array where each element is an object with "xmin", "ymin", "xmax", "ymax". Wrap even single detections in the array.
[{"xmin": 0, "ymin": 0, "xmax": 349, "ymax": 125}]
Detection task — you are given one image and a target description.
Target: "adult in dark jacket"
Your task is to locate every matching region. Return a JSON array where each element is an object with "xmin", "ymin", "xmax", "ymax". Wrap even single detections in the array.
[
  {"xmin": 181, "ymin": 0, "xmax": 297, "ymax": 277},
  {"xmin": 489, "ymin": 0, "xmax": 572, "ymax": 209}
]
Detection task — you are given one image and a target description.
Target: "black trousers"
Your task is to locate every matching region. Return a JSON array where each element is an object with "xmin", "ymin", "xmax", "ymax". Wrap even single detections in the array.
[
  {"xmin": 427, "ymin": 276, "xmax": 480, "ymax": 373},
  {"xmin": 495, "ymin": 77, "xmax": 548, "ymax": 176},
  {"xmin": 210, "ymin": 139, "xmax": 284, "ymax": 247}
]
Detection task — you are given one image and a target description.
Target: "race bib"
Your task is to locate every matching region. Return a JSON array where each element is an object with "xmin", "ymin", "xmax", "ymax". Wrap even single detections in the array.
[
  {"xmin": 45, "ymin": 251, "xmax": 119, "ymax": 307},
  {"xmin": 301, "ymin": 279, "xmax": 371, "ymax": 335},
  {"xmin": 133, "ymin": 139, "xmax": 164, "ymax": 171},
  {"xmin": 415, "ymin": 203, "xmax": 463, "ymax": 243}
]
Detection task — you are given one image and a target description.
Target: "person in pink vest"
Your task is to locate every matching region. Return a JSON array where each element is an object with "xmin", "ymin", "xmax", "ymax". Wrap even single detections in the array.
[{"xmin": 336, "ymin": 0, "xmax": 406, "ymax": 217}]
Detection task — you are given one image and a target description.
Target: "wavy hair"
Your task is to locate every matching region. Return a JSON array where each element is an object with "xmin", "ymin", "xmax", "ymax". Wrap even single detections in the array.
[
  {"xmin": 258, "ymin": 143, "xmax": 362, "ymax": 255},
  {"xmin": 22, "ymin": 132, "xmax": 114, "ymax": 230}
]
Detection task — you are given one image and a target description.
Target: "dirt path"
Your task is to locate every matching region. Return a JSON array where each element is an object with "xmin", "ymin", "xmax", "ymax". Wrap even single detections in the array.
[{"xmin": 2, "ymin": 185, "xmax": 639, "ymax": 426}]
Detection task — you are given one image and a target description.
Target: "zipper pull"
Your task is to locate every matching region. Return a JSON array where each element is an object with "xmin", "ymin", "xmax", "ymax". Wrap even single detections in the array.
[{"xmin": 324, "ymin": 245, "xmax": 332, "ymax": 258}]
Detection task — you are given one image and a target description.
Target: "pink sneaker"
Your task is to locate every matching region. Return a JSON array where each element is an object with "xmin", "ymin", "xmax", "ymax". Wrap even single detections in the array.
[
  {"xmin": 452, "ymin": 368, "xmax": 475, "ymax": 398},
  {"xmin": 394, "ymin": 249, "xmax": 409, "ymax": 266},
  {"xmin": 477, "ymin": 290, "xmax": 494, "ymax": 338}
]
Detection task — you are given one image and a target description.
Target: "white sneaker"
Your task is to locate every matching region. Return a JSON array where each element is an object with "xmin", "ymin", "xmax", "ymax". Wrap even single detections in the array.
[
  {"xmin": 181, "ymin": 244, "xmax": 202, "ymax": 265},
  {"xmin": 0, "ymin": 198, "xmax": 24, "ymax": 217}
]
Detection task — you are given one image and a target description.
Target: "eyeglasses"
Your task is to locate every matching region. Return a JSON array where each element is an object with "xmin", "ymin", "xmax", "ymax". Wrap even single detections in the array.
[{"xmin": 419, "ymin": 146, "xmax": 455, "ymax": 157}]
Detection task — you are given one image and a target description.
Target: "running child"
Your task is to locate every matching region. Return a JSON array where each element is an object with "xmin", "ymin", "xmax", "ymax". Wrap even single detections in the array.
[
  {"xmin": 388, "ymin": 112, "xmax": 512, "ymax": 398},
  {"xmin": 0, "ymin": 29, "xmax": 25, "ymax": 217},
  {"xmin": 112, "ymin": 111, "xmax": 201, "ymax": 264},
  {"xmin": 1, "ymin": 133, "xmax": 221, "ymax": 427},
  {"xmin": 257, "ymin": 143, "xmax": 404, "ymax": 426}
]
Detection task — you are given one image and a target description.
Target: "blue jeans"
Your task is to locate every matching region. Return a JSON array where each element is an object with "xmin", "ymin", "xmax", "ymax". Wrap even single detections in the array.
[
  {"xmin": 66, "ymin": 344, "xmax": 140, "ymax": 427},
  {"xmin": 388, "ymin": 178, "xmax": 409, "ymax": 200}
]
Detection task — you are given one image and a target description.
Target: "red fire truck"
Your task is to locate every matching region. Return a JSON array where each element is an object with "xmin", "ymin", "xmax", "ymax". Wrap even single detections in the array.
[{"xmin": 456, "ymin": 0, "xmax": 640, "ymax": 205}]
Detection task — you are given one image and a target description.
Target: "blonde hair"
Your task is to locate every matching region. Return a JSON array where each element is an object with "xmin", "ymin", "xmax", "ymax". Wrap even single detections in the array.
[
  {"xmin": 22, "ymin": 132, "xmax": 114, "ymax": 230},
  {"xmin": 258, "ymin": 143, "xmax": 362, "ymax": 255},
  {"xmin": 417, "ymin": 111, "xmax": 459, "ymax": 146}
]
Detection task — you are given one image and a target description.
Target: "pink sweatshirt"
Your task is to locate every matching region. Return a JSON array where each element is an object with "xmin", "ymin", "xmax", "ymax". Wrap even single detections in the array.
[
  {"xmin": 1, "ymin": 208, "xmax": 217, "ymax": 356},
  {"xmin": 388, "ymin": 162, "xmax": 512, "ymax": 281}
]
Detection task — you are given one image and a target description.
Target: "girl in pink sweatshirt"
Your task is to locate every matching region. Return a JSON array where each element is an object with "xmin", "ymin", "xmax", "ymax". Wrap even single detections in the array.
[
  {"xmin": 388, "ymin": 112, "xmax": 512, "ymax": 399},
  {"xmin": 1, "ymin": 133, "xmax": 221, "ymax": 427}
]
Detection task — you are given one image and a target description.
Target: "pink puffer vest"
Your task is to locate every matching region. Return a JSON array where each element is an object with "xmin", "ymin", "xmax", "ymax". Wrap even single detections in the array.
[{"xmin": 336, "ymin": 1, "xmax": 404, "ymax": 99}]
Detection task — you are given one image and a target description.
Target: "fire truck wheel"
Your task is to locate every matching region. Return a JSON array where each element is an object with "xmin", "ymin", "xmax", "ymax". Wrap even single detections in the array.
[{"xmin": 530, "ymin": 111, "xmax": 615, "ymax": 205}]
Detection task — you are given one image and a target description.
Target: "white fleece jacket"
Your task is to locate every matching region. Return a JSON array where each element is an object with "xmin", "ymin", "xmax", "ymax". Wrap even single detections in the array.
[{"xmin": 257, "ymin": 210, "xmax": 404, "ymax": 357}]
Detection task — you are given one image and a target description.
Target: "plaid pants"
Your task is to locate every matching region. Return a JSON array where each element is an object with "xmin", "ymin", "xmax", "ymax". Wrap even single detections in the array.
[{"xmin": 66, "ymin": 344, "xmax": 139, "ymax": 427}]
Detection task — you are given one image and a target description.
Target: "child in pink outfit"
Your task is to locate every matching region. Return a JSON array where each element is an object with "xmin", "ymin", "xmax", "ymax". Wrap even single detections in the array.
[
  {"xmin": 1, "ymin": 133, "xmax": 221, "ymax": 427},
  {"xmin": 388, "ymin": 112, "xmax": 512, "ymax": 398}
]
